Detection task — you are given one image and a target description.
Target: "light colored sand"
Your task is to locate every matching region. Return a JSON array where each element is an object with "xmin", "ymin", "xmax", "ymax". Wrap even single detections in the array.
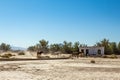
[
  {"xmin": 0, "ymin": 51, "xmax": 71, "ymax": 59},
  {"xmin": 0, "ymin": 58, "xmax": 120, "ymax": 80}
]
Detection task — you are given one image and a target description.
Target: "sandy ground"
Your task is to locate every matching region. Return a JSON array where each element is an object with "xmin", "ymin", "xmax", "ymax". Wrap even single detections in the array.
[{"xmin": 0, "ymin": 58, "xmax": 120, "ymax": 80}]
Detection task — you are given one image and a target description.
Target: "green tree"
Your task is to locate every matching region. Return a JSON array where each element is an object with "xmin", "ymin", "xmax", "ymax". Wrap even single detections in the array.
[
  {"xmin": 27, "ymin": 46, "xmax": 36, "ymax": 51},
  {"xmin": 50, "ymin": 44, "xmax": 61, "ymax": 52},
  {"xmin": 118, "ymin": 42, "xmax": 120, "ymax": 54},
  {"xmin": 80, "ymin": 44, "xmax": 87, "ymax": 47},
  {"xmin": 109, "ymin": 42, "xmax": 118, "ymax": 54},
  {"xmin": 39, "ymin": 39, "xmax": 49, "ymax": 48},
  {"xmin": 39, "ymin": 39, "xmax": 49, "ymax": 53},
  {"xmin": 96, "ymin": 38, "xmax": 110, "ymax": 54},
  {"xmin": 62, "ymin": 41, "xmax": 73, "ymax": 54},
  {"xmin": 27, "ymin": 39, "xmax": 49, "ymax": 53},
  {"xmin": 0, "ymin": 43, "xmax": 11, "ymax": 51},
  {"xmin": 35, "ymin": 44, "xmax": 41, "ymax": 51},
  {"xmin": 73, "ymin": 41, "xmax": 80, "ymax": 53}
]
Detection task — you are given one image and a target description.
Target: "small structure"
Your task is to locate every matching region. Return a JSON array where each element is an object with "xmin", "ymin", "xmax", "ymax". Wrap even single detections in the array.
[{"xmin": 79, "ymin": 46, "xmax": 104, "ymax": 56}]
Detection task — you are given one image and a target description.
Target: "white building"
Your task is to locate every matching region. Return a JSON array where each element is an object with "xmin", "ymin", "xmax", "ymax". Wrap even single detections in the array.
[{"xmin": 79, "ymin": 46, "xmax": 104, "ymax": 56}]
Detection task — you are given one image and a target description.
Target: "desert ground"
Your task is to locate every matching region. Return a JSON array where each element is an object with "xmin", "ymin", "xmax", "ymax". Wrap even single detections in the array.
[{"xmin": 0, "ymin": 57, "xmax": 120, "ymax": 80}]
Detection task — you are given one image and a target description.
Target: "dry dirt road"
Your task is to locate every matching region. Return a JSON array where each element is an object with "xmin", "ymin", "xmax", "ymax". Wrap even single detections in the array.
[{"xmin": 0, "ymin": 58, "xmax": 120, "ymax": 80}]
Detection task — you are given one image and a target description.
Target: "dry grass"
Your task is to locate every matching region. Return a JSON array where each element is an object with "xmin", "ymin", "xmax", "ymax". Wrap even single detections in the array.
[{"xmin": 103, "ymin": 54, "xmax": 118, "ymax": 59}]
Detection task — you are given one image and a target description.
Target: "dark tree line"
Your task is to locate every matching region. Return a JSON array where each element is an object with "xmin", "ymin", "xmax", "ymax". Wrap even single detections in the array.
[
  {"xmin": 27, "ymin": 39, "xmax": 86, "ymax": 54},
  {"xmin": 28, "ymin": 39, "xmax": 120, "ymax": 55},
  {"xmin": 28, "ymin": 39, "xmax": 49, "ymax": 53},
  {"xmin": 1, "ymin": 38, "xmax": 120, "ymax": 55},
  {"xmin": 0, "ymin": 43, "xmax": 11, "ymax": 51},
  {"xmin": 95, "ymin": 39, "xmax": 120, "ymax": 55}
]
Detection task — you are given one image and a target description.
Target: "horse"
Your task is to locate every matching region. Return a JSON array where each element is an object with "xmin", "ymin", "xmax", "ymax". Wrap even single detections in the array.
[
  {"xmin": 37, "ymin": 51, "xmax": 43, "ymax": 58},
  {"xmin": 71, "ymin": 52, "xmax": 84, "ymax": 58},
  {"xmin": 71, "ymin": 52, "xmax": 80, "ymax": 58}
]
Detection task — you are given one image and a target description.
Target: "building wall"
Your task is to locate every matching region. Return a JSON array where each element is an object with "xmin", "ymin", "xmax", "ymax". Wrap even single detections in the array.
[{"xmin": 79, "ymin": 47, "xmax": 104, "ymax": 56}]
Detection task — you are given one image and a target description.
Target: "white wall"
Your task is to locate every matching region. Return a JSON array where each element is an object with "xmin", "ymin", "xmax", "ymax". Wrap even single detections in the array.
[{"xmin": 79, "ymin": 47, "xmax": 104, "ymax": 55}]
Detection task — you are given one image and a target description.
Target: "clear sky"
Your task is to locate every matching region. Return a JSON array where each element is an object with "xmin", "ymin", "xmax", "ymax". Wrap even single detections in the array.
[{"xmin": 0, "ymin": 0, "xmax": 120, "ymax": 48}]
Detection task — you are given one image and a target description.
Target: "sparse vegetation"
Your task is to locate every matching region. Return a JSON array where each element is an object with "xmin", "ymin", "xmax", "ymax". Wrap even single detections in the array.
[
  {"xmin": 102, "ymin": 55, "xmax": 108, "ymax": 58},
  {"xmin": 95, "ymin": 38, "xmax": 120, "ymax": 55},
  {"xmin": 103, "ymin": 54, "xmax": 117, "ymax": 59},
  {"xmin": 27, "ymin": 39, "xmax": 120, "ymax": 56},
  {"xmin": 0, "ymin": 38, "xmax": 120, "ymax": 59},
  {"xmin": 28, "ymin": 39, "xmax": 86, "ymax": 55},
  {"xmin": 18, "ymin": 52, "xmax": 25, "ymax": 55},
  {"xmin": 90, "ymin": 59, "xmax": 95, "ymax": 63},
  {"xmin": 109, "ymin": 54, "xmax": 117, "ymax": 59},
  {"xmin": 28, "ymin": 39, "xmax": 49, "ymax": 53},
  {"xmin": 1, "ymin": 53, "xmax": 13, "ymax": 58},
  {"xmin": 0, "ymin": 43, "xmax": 11, "ymax": 51},
  {"xmin": 37, "ymin": 56, "xmax": 50, "ymax": 59}
]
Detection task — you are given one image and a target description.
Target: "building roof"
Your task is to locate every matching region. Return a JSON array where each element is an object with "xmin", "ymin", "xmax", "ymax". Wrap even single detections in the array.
[{"xmin": 79, "ymin": 46, "xmax": 104, "ymax": 48}]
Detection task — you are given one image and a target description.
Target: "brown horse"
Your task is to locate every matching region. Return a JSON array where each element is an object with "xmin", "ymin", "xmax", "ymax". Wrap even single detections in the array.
[
  {"xmin": 37, "ymin": 51, "xmax": 43, "ymax": 58},
  {"xmin": 71, "ymin": 52, "xmax": 80, "ymax": 58},
  {"xmin": 71, "ymin": 52, "xmax": 84, "ymax": 58}
]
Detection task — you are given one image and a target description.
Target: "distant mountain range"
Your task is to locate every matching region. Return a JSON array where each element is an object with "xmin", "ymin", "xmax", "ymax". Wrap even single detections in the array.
[{"xmin": 11, "ymin": 46, "xmax": 27, "ymax": 51}]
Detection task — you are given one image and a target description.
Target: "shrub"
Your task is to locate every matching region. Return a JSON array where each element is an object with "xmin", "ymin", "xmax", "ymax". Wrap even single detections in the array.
[
  {"xmin": 109, "ymin": 54, "xmax": 117, "ymax": 59},
  {"xmin": 102, "ymin": 54, "xmax": 117, "ymax": 59},
  {"xmin": 18, "ymin": 52, "xmax": 25, "ymax": 55},
  {"xmin": 102, "ymin": 55, "xmax": 108, "ymax": 58},
  {"xmin": 37, "ymin": 56, "xmax": 50, "ymax": 59},
  {"xmin": 44, "ymin": 56, "xmax": 50, "ymax": 59},
  {"xmin": 1, "ymin": 53, "xmax": 13, "ymax": 58},
  {"xmin": 90, "ymin": 59, "xmax": 95, "ymax": 63}
]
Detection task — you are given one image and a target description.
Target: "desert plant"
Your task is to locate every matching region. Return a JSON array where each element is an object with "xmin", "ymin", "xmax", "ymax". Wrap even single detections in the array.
[
  {"xmin": 18, "ymin": 52, "xmax": 25, "ymax": 55},
  {"xmin": 90, "ymin": 59, "xmax": 95, "ymax": 63},
  {"xmin": 1, "ymin": 53, "xmax": 13, "ymax": 58},
  {"xmin": 109, "ymin": 54, "xmax": 117, "ymax": 59},
  {"xmin": 37, "ymin": 56, "xmax": 50, "ymax": 59},
  {"xmin": 0, "ymin": 43, "xmax": 11, "ymax": 51},
  {"xmin": 44, "ymin": 56, "xmax": 50, "ymax": 59},
  {"xmin": 102, "ymin": 54, "xmax": 117, "ymax": 59},
  {"xmin": 102, "ymin": 55, "xmax": 108, "ymax": 58}
]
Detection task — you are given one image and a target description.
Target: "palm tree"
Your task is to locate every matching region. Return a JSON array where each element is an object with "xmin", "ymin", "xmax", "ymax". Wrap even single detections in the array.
[
  {"xmin": 39, "ymin": 39, "xmax": 49, "ymax": 53},
  {"xmin": 73, "ymin": 41, "xmax": 80, "ymax": 53},
  {"xmin": 0, "ymin": 43, "xmax": 11, "ymax": 51},
  {"xmin": 96, "ymin": 38, "xmax": 110, "ymax": 54},
  {"xmin": 118, "ymin": 42, "xmax": 120, "ymax": 54}
]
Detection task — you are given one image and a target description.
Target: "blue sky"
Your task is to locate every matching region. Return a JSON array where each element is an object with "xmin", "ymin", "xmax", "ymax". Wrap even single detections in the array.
[{"xmin": 0, "ymin": 0, "xmax": 120, "ymax": 48}]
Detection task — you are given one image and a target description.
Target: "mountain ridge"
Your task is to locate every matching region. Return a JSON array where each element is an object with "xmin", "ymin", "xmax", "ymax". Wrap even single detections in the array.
[{"xmin": 11, "ymin": 46, "xmax": 27, "ymax": 51}]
